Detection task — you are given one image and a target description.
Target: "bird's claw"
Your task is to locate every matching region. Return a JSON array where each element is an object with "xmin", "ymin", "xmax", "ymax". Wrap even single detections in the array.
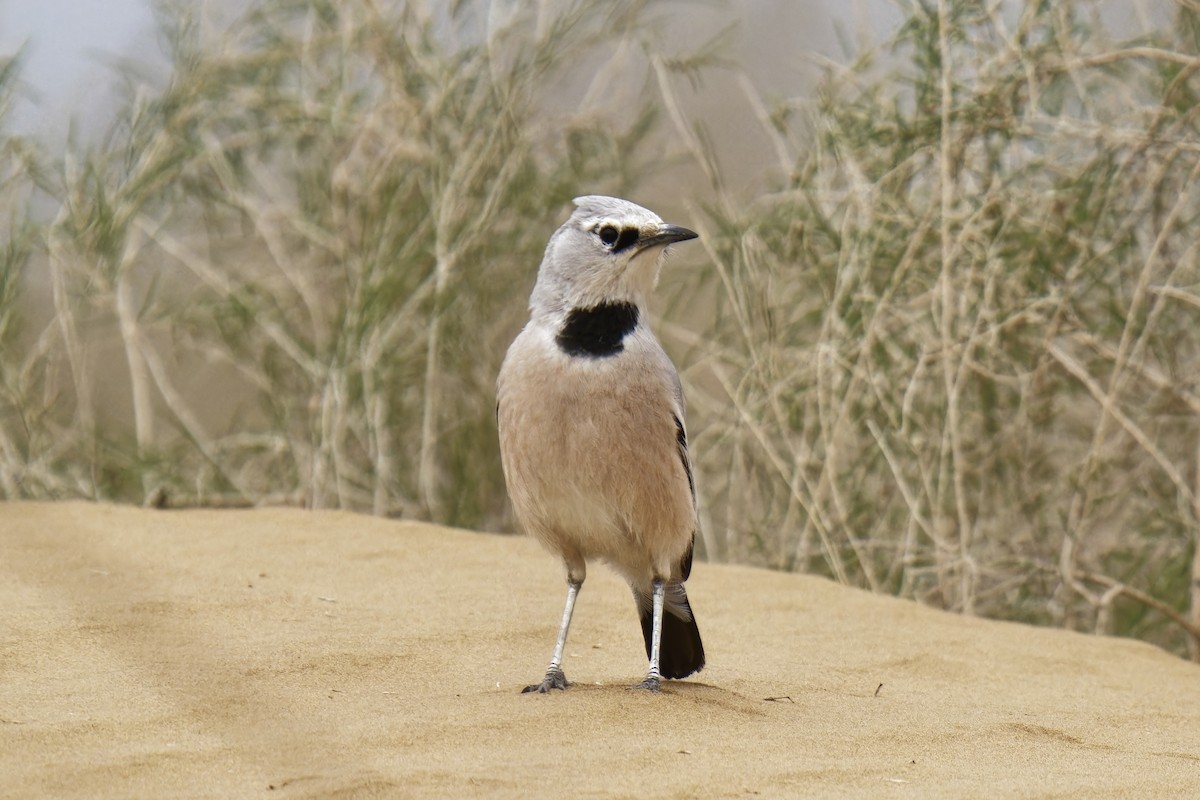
[
  {"xmin": 632, "ymin": 675, "xmax": 662, "ymax": 693},
  {"xmin": 522, "ymin": 667, "xmax": 569, "ymax": 694}
]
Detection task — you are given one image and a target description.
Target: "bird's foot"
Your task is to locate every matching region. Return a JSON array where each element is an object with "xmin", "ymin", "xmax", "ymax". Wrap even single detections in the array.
[
  {"xmin": 522, "ymin": 667, "xmax": 569, "ymax": 694},
  {"xmin": 631, "ymin": 675, "xmax": 662, "ymax": 693}
]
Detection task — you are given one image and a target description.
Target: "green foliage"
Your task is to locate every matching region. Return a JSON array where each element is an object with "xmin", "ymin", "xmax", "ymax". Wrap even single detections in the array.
[{"xmin": 0, "ymin": 51, "xmax": 50, "ymax": 498}]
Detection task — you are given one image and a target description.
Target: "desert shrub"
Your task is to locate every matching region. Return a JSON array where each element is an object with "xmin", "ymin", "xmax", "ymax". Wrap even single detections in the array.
[
  {"xmin": 3, "ymin": 0, "xmax": 671, "ymax": 528},
  {"xmin": 0, "ymin": 52, "xmax": 52, "ymax": 497},
  {"xmin": 682, "ymin": 0, "xmax": 1200, "ymax": 656}
]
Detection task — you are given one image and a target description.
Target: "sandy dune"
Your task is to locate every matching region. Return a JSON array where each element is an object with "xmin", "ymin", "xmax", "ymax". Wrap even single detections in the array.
[{"xmin": 2, "ymin": 501, "xmax": 1199, "ymax": 798}]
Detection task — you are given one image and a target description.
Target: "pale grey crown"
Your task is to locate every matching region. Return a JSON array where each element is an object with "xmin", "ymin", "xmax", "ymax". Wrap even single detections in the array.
[{"xmin": 528, "ymin": 195, "xmax": 697, "ymax": 319}]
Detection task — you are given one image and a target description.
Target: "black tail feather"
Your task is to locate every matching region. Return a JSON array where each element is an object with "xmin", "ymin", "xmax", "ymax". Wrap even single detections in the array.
[{"xmin": 638, "ymin": 588, "xmax": 705, "ymax": 679}]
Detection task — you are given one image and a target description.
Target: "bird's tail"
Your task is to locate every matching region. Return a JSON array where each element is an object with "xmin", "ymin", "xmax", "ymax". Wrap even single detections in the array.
[{"xmin": 638, "ymin": 583, "xmax": 705, "ymax": 679}]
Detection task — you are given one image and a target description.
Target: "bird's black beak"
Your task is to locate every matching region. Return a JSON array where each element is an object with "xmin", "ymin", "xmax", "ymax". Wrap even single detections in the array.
[{"xmin": 639, "ymin": 223, "xmax": 698, "ymax": 251}]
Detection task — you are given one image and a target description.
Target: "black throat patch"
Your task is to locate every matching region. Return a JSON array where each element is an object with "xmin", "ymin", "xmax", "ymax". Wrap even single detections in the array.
[{"xmin": 555, "ymin": 302, "xmax": 639, "ymax": 358}]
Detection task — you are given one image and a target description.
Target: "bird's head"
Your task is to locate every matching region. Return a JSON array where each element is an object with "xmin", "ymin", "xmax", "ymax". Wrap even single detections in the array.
[{"xmin": 529, "ymin": 195, "xmax": 698, "ymax": 319}]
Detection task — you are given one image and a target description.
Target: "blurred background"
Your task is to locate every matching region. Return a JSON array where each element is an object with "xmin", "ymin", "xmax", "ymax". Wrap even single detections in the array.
[{"xmin": 2, "ymin": 0, "xmax": 1199, "ymax": 660}]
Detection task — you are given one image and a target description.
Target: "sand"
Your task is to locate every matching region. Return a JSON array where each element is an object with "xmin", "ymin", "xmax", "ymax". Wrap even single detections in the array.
[{"xmin": 2, "ymin": 500, "xmax": 1198, "ymax": 798}]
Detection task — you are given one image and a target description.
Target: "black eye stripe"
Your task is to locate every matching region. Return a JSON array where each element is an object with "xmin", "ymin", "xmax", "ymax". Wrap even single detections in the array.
[
  {"xmin": 596, "ymin": 225, "xmax": 640, "ymax": 252},
  {"xmin": 613, "ymin": 228, "xmax": 639, "ymax": 252}
]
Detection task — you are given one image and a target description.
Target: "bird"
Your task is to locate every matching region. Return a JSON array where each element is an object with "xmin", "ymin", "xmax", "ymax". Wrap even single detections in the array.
[{"xmin": 496, "ymin": 195, "xmax": 705, "ymax": 693}]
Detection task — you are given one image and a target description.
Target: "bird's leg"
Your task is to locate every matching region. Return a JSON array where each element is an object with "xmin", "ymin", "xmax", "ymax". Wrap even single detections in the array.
[
  {"xmin": 634, "ymin": 578, "xmax": 665, "ymax": 692},
  {"xmin": 523, "ymin": 578, "xmax": 582, "ymax": 693}
]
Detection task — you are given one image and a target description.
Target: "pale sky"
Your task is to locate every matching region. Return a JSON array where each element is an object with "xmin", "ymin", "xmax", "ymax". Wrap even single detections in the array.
[
  {"xmin": 0, "ymin": 0, "xmax": 858, "ymax": 148},
  {"xmin": 0, "ymin": 0, "xmax": 156, "ymax": 135},
  {"xmin": 1, "ymin": 0, "xmax": 1162, "ymax": 146}
]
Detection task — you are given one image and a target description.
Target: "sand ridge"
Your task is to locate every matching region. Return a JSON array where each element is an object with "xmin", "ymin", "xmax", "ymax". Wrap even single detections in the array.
[{"xmin": 2, "ymin": 501, "xmax": 1199, "ymax": 798}]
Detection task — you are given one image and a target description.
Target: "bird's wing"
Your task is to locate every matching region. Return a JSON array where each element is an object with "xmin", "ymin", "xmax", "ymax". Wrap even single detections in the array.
[{"xmin": 672, "ymin": 412, "xmax": 696, "ymax": 510}]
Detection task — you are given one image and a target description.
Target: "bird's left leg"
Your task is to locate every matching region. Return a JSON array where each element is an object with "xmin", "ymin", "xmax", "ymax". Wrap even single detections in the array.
[{"xmin": 634, "ymin": 578, "xmax": 665, "ymax": 692}]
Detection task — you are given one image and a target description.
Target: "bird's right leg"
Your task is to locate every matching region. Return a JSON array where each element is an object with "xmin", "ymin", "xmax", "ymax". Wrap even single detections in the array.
[
  {"xmin": 523, "ymin": 577, "xmax": 582, "ymax": 693},
  {"xmin": 633, "ymin": 578, "xmax": 665, "ymax": 692}
]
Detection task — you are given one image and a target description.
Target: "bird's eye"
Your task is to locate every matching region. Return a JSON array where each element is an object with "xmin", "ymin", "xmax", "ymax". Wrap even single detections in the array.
[{"xmin": 598, "ymin": 225, "xmax": 619, "ymax": 246}]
